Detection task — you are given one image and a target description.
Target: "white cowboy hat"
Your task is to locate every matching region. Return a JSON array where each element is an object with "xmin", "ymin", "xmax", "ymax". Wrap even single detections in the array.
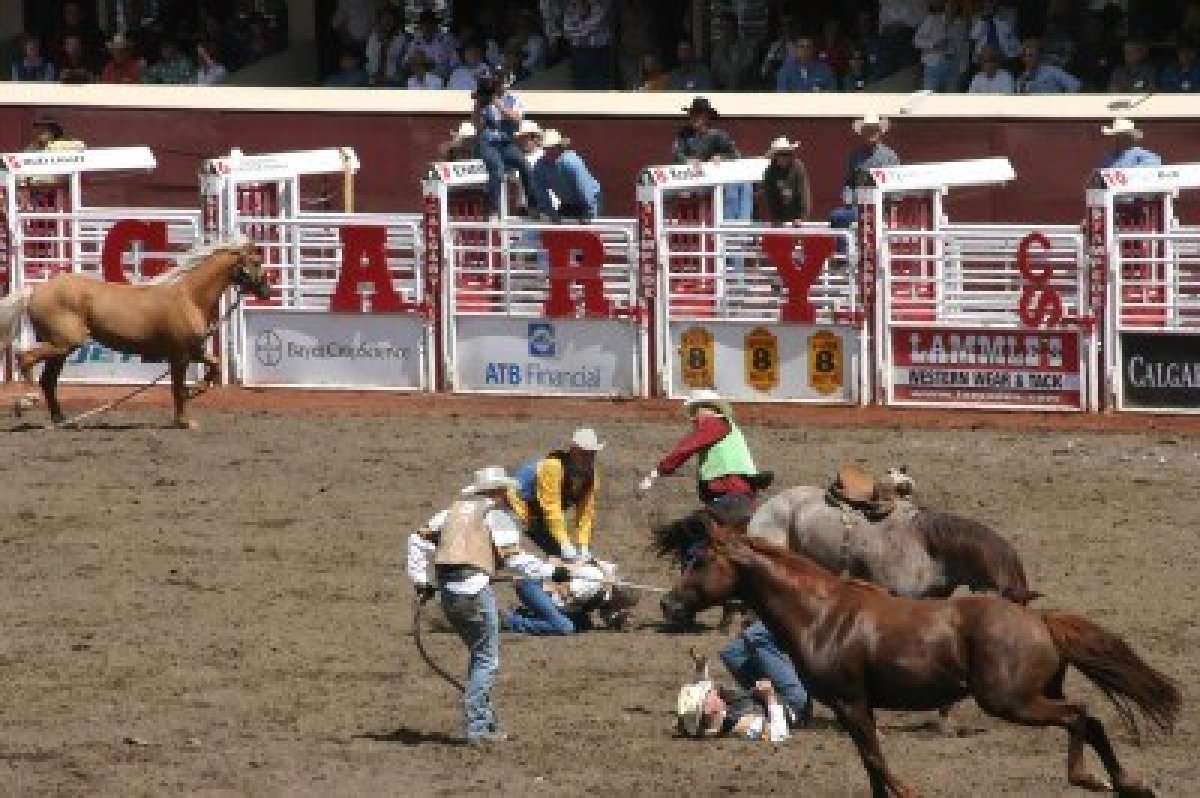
[
  {"xmin": 569, "ymin": 564, "xmax": 607, "ymax": 602},
  {"xmin": 684, "ymin": 389, "xmax": 733, "ymax": 418},
  {"xmin": 852, "ymin": 113, "xmax": 890, "ymax": 134},
  {"xmin": 461, "ymin": 465, "xmax": 519, "ymax": 495},
  {"xmin": 106, "ymin": 33, "xmax": 132, "ymax": 51},
  {"xmin": 676, "ymin": 678, "xmax": 715, "ymax": 737},
  {"xmin": 515, "ymin": 119, "xmax": 543, "ymax": 138},
  {"xmin": 765, "ymin": 136, "xmax": 799, "ymax": 157},
  {"xmin": 571, "ymin": 427, "xmax": 605, "ymax": 451},
  {"xmin": 1101, "ymin": 118, "xmax": 1144, "ymax": 139},
  {"xmin": 541, "ymin": 129, "xmax": 571, "ymax": 149},
  {"xmin": 450, "ymin": 121, "xmax": 476, "ymax": 143}
]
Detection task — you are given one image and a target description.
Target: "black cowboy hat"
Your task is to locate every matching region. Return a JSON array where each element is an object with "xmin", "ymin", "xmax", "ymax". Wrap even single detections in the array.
[
  {"xmin": 683, "ymin": 96, "xmax": 719, "ymax": 117},
  {"xmin": 33, "ymin": 115, "xmax": 64, "ymax": 138}
]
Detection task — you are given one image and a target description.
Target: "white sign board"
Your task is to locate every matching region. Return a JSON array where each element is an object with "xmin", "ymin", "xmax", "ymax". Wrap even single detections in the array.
[
  {"xmin": 204, "ymin": 148, "xmax": 359, "ymax": 180},
  {"xmin": 869, "ymin": 158, "xmax": 1014, "ymax": 192},
  {"xmin": 667, "ymin": 321, "xmax": 859, "ymax": 404},
  {"xmin": 241, "ymin": 310, "xmax": 426, "ymax": 389},
  {"xmin": 427, "ymin": 159, "xmax": 490, "ymax": 188},
  {"xmin": 0, "ymin": 146, "xmax": 156, "ymax": 176},
  {"xmin": 640, "ymin": 158, "xmax": 769, "ymax": 189},
  {"xmin": 1097, "ymin": 164, "xmax": 1200, "ymax": 192},
  {"xmin": 453, "ymin": 316, "xmax": 639, "ymax": 395}
]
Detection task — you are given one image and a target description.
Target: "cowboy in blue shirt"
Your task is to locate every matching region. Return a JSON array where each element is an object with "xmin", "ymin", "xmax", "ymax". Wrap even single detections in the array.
[
  {"xmin": 775, "ymin": 36, "xmax": 836, "ymax": 92},
  {"xmin": 1160, "ymin": 40, "xmax": 1200, "ymax": 92},
  {"xmin": 1016, "ymin": 38, "xmax": 1081, "ymax": 94},
  {"xmin": 532, "ymin": 129, "xmax": 602, "ymax": 222},
  {"xmin": 1098, "ymin": 118, "xmax": 1162, "ymax": 169}
]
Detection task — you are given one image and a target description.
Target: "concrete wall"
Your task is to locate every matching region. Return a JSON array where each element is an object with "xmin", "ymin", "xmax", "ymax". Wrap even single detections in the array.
[{"xmin": 3, "ymin": 85, "xmax": 1199, "ymax": 221}]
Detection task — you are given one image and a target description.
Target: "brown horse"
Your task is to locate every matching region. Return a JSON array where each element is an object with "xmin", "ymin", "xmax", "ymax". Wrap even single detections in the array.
[
  {"xmin": 659, "ymin": 515, "xmax": 1181, "ymax": 798},
  {"xmin": 0, "ymin": 240, "xmax": 270, "ymax": 428}
]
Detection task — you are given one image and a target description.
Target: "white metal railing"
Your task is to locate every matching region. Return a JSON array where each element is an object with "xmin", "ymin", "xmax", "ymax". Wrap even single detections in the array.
[{"xmin": 1112, "ymin": 230, "xmax": 1200, "ymax": 330}]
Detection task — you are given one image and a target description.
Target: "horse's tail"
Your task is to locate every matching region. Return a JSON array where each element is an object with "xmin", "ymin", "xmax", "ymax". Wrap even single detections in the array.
[
  {"xmin": 0, "ymin": 286, "xmax": 32, "ymax": 347},
  {"xmin": 917, "ymin": 510, "xmax": 1041, "ymax": 604},
  {"xmin": 1043, "ymin": 610, "xmax": 1182, "ymax": 739}
]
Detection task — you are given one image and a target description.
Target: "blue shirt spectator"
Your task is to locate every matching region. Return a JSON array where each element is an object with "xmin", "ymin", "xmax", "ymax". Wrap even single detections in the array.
[
  {"xmin": 1160, "ymin": 43, "xmax": 1200, "ymax": 92},
  {"xmin": 776, "ymin": 37, "xmax": 836, "ymax": 92},
  {"xmin": 533, "ymin": 130, "xmax": 602, "ymax": 222},
  {"xmin": 1016, "ymin": 49, "xmax": 1081, "ymax": 93},
  {"xmin": 666, "ymin": 39, "xmax": 713, "ymax": 92},
  {"xmin": 12, "ymin": 35, "xmax": 56, "ymax": 82}
]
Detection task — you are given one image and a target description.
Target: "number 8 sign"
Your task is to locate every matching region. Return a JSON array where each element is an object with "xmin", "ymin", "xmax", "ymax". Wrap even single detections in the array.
[
  {"xmin": 808, "ymin": 330, "xmax": 843, "ymax": 396},
  {"xmin": 679, "ymin": 326, "xmax": 715, "ymax": 389},
  {"xmin": 744, "ymin": 327, "xmax": 779, "ymax": 392}
]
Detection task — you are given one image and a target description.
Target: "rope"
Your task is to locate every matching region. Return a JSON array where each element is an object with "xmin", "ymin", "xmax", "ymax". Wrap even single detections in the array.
[
  {"xmin": 412, "ymin": 595, "xmax": 464, "ymax": 694},
  {"xmin": 33, "ymin": 290, "xmax": 246, "ymax": 431}
]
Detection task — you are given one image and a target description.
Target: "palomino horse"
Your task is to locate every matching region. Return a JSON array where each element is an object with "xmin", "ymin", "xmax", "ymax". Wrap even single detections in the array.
[
  {"xmin": 658, "ymin": 486, "xmax": 1038, "ymax": 626},
  {"xmin": 0, "ymin": 240, "xmax": 271, "ymax": 428},
  {"xmin": 659, "ymin": 516, "xmax": 1181, "ymax": 798}
]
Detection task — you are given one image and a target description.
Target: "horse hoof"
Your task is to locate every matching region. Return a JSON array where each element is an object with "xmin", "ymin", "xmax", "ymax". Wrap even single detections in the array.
[
  {"xmin": 1068, "ymin": 774, "xmax": 1112, "ymax": 792},
  {"xmin": 174, "ymin": 419, "xmax": 199, "ymax": 430},
  {"xmin": 1114, "ymin": 772, "xmax": 1154, "ymax": 798}
]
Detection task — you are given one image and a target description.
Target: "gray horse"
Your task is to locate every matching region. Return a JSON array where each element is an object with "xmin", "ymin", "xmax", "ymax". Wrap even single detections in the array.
[{"xmin": 659, "ymin": 480, "xmax": 1039, "ymax": 626}]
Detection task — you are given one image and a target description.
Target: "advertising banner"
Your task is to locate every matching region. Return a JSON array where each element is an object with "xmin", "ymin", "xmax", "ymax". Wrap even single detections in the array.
[
  {"xmin": 242, "ymin": 310, "xmax": 426, "ymax": 389},
  {"xmin": 1120, "ymin": 333, "xmax": 1200, "ymax": 410},
  {"xmin": 54, "ymin": 341, "xmax": 199, "ymax": 384},
  {"xmin": 889, "ymin": 327, "xmax": 1083, "ymax": 409},
  {"xmin": 667, "ymin": 322, "xmax": 858, "ymax": 404},
  {"xmin": 452, "ymin": 317, "xmax": 639, "ymax": 395}
]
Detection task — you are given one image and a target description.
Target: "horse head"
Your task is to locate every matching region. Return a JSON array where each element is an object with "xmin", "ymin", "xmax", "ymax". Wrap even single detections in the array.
[
  {"xmin": 658, "ymin": 512, "xmax": 747, "ymax": 622},
  {"xmin": 227, "ymin": 242, "xmax": 272, "ymax": 300}
]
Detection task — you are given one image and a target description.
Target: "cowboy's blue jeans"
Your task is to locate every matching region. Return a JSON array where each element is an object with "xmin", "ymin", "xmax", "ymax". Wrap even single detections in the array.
[
  {"xmin": 503, "ymin": 579, "xmax": 578, "ymax": 635},
  {"xmin": 720, "ymin": 621, "xmax": 809, "ymax": 720},
  {"xmin": 440, "ymin": 586, "xmax": 500, "ymax": 738},
  {"xmin": 478, "ymin": 137, "xmax": 534, "ymax": 215}
]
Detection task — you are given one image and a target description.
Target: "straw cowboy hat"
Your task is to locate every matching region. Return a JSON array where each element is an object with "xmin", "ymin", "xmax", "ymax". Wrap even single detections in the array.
[
  {"xmin": 683, "ymin": 96, "xmax": 719, "ymax": 117},
  {"xmin": 515, "ymin": 119, "xmax": 543, "ymax": 138},
  {"xmin": 461, "ymin": 465, "xmax": 519, "ymax": 495},
  {"xmin": 764, "ymin": 136, "xmax": 799, "ymax": 157},
  {"xmin": 852, "ymin": 113, "xmax": 890, "ymax": 134},
  {"xmin": 571, "ymin": 427, "xmax": 605, "ymax": 451},
  {"xmin": 450, "ymin": 120, "xmax": 476, "ymax": 142},
  {"xmin": 1101, "ymin": 118, "xmax": 1144, "ymax": 139},
  {"xmin": 684, "ymin": 388, "xmax": 733, "ymax": 418},
  {"xmin": 541, "ymin": 128, "xmax": 571, "ymax": 149}
]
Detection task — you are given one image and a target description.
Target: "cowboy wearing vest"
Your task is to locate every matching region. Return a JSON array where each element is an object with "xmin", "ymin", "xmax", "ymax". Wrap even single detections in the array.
[
  {"xmin": 509, "ymin": 428, "xmax": 604, "ymax": 560},
  {"xmin": 639, "ymin": 390, "xmax": 770, "ymax": 506},
  {"xmin": 406, "ymin": 465, "xmax": 574, "ymax": 745}
]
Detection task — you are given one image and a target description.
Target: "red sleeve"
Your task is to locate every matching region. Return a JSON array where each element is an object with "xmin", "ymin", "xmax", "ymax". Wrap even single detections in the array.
[{"xmin": 657, "ymin": 416, "xmax": 731, "ymax": 475}]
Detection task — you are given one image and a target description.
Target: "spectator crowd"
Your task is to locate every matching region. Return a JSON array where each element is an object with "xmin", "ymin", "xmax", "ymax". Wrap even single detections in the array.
[{"xmin": 8, "ymin": 0, "xmax": 287, "ymax": 86}]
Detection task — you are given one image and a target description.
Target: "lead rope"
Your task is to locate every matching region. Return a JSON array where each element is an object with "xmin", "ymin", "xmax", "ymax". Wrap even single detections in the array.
[
  {"xmin": 412, "ymin": 595, "xmax": 465, "ymax": 694},
  {"xmin": 34, "ymin": 289, "xmax": 247, "ymax": 431}
]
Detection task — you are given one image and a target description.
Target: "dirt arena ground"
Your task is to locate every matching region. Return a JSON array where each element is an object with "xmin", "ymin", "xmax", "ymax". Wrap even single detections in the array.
[{"xmin": 1, "ymin": 387, "xmax": 1197, "ymax": 797}]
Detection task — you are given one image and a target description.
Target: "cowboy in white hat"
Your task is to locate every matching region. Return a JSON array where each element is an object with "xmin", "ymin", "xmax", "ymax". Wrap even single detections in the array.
[
  {"xmin": 1099, "ymin": 118, "xmax": 1162, "ymax": 169},
  {"xmin": 509, "ymin": 428, "xmax": 606, "ymax": 561},
  {"xmin": 501, "ymin": 558, "xmax": 639, "ymax": 634},
  {"xmin": 830, "ymin": 112, "xmax": 901, "ymax": 227},
  {"xmin": 439, "ymin": 120, "xmax": 477, "ymax": 161},
  {"xmin": 675, "ymin": 651, "xmax": 793, "ymax": 742},
  {"xmin": 761, "ymin": 136, "xmax": 812, "ymax": 226},
  {"xmin": 640, "ymin": 390, "xmax": 771, "ymax": 507},
  {"xmin": 532, "ymin": 128, "xmax": 603, "ymax": 223},
  {"xmin": 407, "ymin": 465, "xmax": 575, "ymax": 745}
]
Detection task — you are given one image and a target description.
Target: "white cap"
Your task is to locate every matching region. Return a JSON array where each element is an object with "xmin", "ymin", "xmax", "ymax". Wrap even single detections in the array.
[
  {"xmin": 684, "ymin": 389, "xmax": 732, "ymax": 417},
  {"xmin": 765, "ymin": 136, "xmax": 799, "ymax": 156},
  {"xmin": 571, "ymin": 427, "xmax": 605, "ymax": 451},
  {"xmin": 853, "ymin": 113, "xmax": 890, "ymax": 134},
  {"xmin": 516, "ymin": 119, "xmax": 543, "ymax": 138},
  {"xmin": 542, "ymin": 128, "xmax": 571, "ymax": 149},
  {"xmin": 1101, "ymin": 117, "xmax": 1144, "ymax": 139},
  {"xmin": 461, "ymin": 465, "xmax": 519, "ymax": 495}
]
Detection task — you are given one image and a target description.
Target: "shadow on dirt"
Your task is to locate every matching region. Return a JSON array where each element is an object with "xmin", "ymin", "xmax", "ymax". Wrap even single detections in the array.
[{"xmin": 354, "ymin": 726, "xmax": 464, "ymax": 747}]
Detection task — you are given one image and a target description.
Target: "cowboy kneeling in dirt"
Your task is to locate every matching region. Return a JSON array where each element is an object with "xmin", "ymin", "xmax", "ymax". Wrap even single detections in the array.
[{"xmin": 406, "ymin": 465, "xmax": 576, "ymax": 745}]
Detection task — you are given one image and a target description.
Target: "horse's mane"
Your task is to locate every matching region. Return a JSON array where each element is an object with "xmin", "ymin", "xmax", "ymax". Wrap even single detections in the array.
[
  {"xmin": 147, "ymin": 235, "xmax": 250, "ymax": 285},
  {"xmin": 650, "ymin": 511, "xmax": 708, "ymax": 560},
  {"xmin": 915, "ymin": 510, "xmax": 1038, "ymax": 602}
]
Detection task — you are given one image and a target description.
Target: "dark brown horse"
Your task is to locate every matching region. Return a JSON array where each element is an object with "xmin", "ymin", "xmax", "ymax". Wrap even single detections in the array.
[
  {"xmin": 0, "ymin": 240, "xmax": 270, "ymax": 428},
  {"xmin": 658, "ymin": 515, "xmax": 1181, "ymax": 798}
]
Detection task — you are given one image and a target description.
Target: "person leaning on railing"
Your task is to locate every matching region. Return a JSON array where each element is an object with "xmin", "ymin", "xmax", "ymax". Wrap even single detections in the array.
[{"xmin": 759, "ymin": 136, "xmax": 811, "ymax": 226}]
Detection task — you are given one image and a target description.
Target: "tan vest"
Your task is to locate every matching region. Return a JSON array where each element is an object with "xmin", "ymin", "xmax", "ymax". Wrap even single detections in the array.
[{"xmin": 433, "ymin": 499, "xmax": 497, "ymax": 574}]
